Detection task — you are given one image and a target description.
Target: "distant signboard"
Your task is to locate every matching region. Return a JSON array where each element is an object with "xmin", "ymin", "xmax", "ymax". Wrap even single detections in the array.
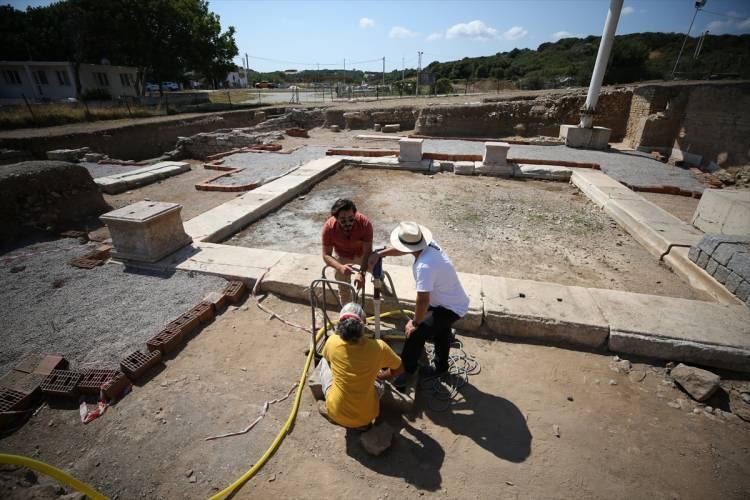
[{"xmin": 419, "ymin": 72, "xmax": 435, "ymax": 85}]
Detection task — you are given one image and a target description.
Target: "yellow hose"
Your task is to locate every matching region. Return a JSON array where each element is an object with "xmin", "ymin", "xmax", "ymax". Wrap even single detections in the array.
[
  {"xmin": 0, "ymin": 309, "xmax": 413, "ymax": 500},
  {"xmin": 210, "ymin": 308, "xmax": 412, "ymax": 499},
  {"xmin": 0, "ymin": 453, "xmax": 107, "ymax": 500}
]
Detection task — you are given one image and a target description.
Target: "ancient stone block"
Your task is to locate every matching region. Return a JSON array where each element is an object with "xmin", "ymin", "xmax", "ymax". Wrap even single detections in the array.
[
  {"xmin": 482, "ymin": 142, "xmax": 509, "ymax": 166},
  {"xmin": 398, "ymin": 138, "xmax": 423, "ymax": 162},
  {"xmin": 706, "ymin": 258, "xmax": 719, "ymax": 276},
  {"xmin": 725, "ymin": 272, "xmax": 742, "ymax": 293},
  {"xmin": 454, "ymin": 161, "xmax": 475, "ymax": 175},
  {"xmin": 713, "ymin": 264, "xmax": 730, "ymax": 284},
  {"xmin": 382, "ymin": 124, "xmax": 400, "ymax": 133},
  {"xmin": 100, "ymin": 201, "xmax": 192, "ymax": 262}
]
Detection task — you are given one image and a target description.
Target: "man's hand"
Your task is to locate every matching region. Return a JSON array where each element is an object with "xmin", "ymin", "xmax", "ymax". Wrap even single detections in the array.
[
  {"xmin": 353, "ymin": 272, "xmax": 365, "ymax": 290},
  {"xmin": 339, "ymin": 264, "xmax": 357, "ymax": 277},
  {"xmin": 405, "ymin": 319, "xmax": 417, "ymax": 338},
  {"xmin": 377, "ymin": 368, "xmax": 391, "ymax": 380}
]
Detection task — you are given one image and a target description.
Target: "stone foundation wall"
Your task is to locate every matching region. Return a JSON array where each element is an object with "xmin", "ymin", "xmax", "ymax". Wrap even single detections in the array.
[
  {"xmin": 324, "ymin": 107, "xmax": 419, "ymax": 130},
  {"xmin": 0, "ymin": 161, "xmax": 110, "ymax": 243},
  {"xmin": 624, "ymin": 82, "xmax": 750, "ymax": 166},
  {"xmin": 414, "ymin": 88, "xmax": 632, "ymax": 140}
]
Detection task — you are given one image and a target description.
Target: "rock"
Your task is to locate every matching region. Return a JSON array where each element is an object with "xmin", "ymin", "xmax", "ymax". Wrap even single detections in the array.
[
  {"xmin": 667, "ymin": 400, "xmax": 681, "ymax": 409},
  {"xmin": 729, "ymin": 391, "xmax": 750, "ymax": 422},
  {"xmin": 84, "ymin": 152, "xmax": 105, "ymax": 162},
  {"xmin": 670, "ymin": 363, "xmax": 720, "ymax": 402},
  {"xmin": 382, "ymin": 124, "xmax": 401, "ymax": 133},
  {"xmin": 608, "ymin": 379, "xmax": 617, "ymax": 386},
  {"xmin": 609, "ymin": 358, "xmax": 632, "ymax": 374},
  {"xmin": 46, "ymin": 147, "xmax": 90, "ymax": 162},
  {"xmin": 374, "ymin": 123, "xmax": 381, "ymax": 131},
  {"xmin": 360, "ymin": 423, "xmax": 395, "ymax": 456},
  {"xmin": 628, "ymin": 369, "xmax": 647, "ymax": 383},
  {"xmin": 330, "ymin": 125, "xmax": 340, "ymax": 132},
  {"xmin": 553, "ymin": 424, "xmax": 560, "ymax": 437},
  {"xmin": 10, "ymin": 265, "xmax": 26, "ymax": 273}
]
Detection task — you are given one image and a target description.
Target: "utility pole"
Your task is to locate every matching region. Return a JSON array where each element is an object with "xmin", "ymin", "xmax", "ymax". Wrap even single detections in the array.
[
  {"xmin": 672, "ymin": 0, "xmax": 705, "ymax": 79},
  {"xmin": 245, "ymin": 53, "xmax": 249, "ymax": 88},
  {"xmin": 382, "ymin": 57, "xmax": 385, "ymax": 94},
  {"xmin": 579, "ymin": 0, "xmax": 623, "ymax": 128},
  {"xmin": 415, "ymin": 50, "xmax": 423, "ymax": 97}
]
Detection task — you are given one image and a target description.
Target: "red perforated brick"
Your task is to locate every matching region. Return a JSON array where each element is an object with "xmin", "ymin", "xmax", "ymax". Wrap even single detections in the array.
[
  {"xmin": 0, "ymin": 388, "xmax": 29, "ymax": 412},
  {"xmin": 120, "ymin": 350, "xmax": 162, "ymax": 381},
  {"xmin": 191, "ymin": 301, "xmax": 215, "ymax": 324},
  {"xmin": 40, "ymin": 370, "xmax": 81, "ymax": 398},
  {"xmin": 33, "ymin": 355, "xmax": 69, "ymax": 375},
  {"xmin": 167, "ymin": 311, "xmax": 201, "ymax": 336},
  {"xmin": 78, "ymin": 369, "xmax": 120, "ymax": 395},
  {"xmin": 101, "ymin": 371, "xmax": 130, "ymax": 400},
  {"xmin": 224, "ymin": 281, "xmax": 247, "ymax": 304},
  {"xmin": 146, "ymin": 327, "xmax": 184, "ymax": 354}
]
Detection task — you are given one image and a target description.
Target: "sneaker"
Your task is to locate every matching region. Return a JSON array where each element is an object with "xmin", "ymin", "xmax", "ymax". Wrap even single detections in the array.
[
  {"xmin": 391, "ymin": 372, "xmax": 412, "ymax": 392},
  {"xmin": 420, "ymin": 363, "xmax": 449, "ymax": 379}
]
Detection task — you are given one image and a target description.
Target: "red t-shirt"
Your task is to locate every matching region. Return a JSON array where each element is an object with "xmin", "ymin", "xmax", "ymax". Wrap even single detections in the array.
[{"xmin": 321, "ymin": 212, "xmax": 373, "ymax": 259}]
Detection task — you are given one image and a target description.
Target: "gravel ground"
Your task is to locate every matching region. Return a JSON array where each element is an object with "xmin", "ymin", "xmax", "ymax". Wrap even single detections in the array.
[
  {"xmin": 0, "ymin": 237, "xmax": 226, "ymax": 374},
  {"xmin": 214, "ymin": 146, "xmax": 329, "ymax": 185},
  {"xmin": 80, "ymin": 161, "xmax": 144, "ymax": 179}
]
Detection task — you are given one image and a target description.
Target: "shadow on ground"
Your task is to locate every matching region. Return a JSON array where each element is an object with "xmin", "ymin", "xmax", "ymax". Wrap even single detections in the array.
[{"xmin": 423, "ymin": 383, "xmax": 532, "ymax": 463}]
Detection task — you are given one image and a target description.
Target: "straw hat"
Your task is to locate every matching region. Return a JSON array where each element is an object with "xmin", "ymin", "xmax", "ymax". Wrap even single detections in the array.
[{"xmin": 389, "ymin": 221, "xmax": 433, "ymax": 253}]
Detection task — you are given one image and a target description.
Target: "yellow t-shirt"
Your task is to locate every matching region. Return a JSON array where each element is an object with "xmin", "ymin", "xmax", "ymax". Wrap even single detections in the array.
[{"xmin": 322, "ymin": 334, "xmax": 402, "ymax": 428}]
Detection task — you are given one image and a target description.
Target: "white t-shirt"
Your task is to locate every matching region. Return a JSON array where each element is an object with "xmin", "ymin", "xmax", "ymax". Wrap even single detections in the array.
[{"xmin": 413, "ymin": 242, "xmax": 469, "ymax": 317}]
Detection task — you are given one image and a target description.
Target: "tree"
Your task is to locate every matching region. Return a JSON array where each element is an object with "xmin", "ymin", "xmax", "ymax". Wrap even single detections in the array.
[
  {"xmin": 434, "ymin": 77, "xmax": 452, "ymax": 94},
  {"xmin": 0, "ymin": 0, "xmax": 238, "ymax": 95}
]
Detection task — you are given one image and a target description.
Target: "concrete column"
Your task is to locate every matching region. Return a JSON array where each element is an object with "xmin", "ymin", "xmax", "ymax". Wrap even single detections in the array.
[
  {"xmin": 65, "ymin": 63, "xmax": 77, "ymax": 99},
  {"xmin": 580, "ymin": 0, "xmax": 623, "ymax": 128}
]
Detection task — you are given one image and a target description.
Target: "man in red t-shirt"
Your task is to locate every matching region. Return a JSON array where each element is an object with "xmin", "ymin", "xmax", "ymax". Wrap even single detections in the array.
[{"xmin": 321, "ymin": 199, "xmax": 373, "ymax": 304}]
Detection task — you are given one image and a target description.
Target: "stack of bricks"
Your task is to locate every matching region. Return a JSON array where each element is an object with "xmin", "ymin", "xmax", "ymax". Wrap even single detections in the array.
[{"xmin": 688, "ymin": 234, "xmax": 750, "ymax": 307}]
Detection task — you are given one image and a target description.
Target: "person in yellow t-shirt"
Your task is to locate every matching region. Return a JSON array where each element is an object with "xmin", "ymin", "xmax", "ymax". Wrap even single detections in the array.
[{"xmin": 318, "ymin": 303, "xmax": 404, "ymax": 429}]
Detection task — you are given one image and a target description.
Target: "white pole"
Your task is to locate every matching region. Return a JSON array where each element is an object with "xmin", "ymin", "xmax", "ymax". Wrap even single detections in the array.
[{"xmin": 580, "ymin": 0, "xmax": 624, "ymax": 128}]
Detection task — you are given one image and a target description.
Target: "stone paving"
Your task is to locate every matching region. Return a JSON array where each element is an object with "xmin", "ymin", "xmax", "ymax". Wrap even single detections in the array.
[
  {"xmin": 420, "ymin": 139, "xmax": 705, "ymax": 193},
  {"xmin": 212, "ymin": 146, "xmax": 329, "ymax": 186}
]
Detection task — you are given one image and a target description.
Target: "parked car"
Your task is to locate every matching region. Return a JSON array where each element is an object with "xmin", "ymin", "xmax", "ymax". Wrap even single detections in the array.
[
  {"xmin": 161, "ymin": 81, "xmax": 179, "ymax": 91},
  {"xmin": 145, "ymin": 82, "xmax": 159, "ymax": 92},
  {"xmin": 254, "ymin": 81, "xmax": 276, "ymax": 89}
]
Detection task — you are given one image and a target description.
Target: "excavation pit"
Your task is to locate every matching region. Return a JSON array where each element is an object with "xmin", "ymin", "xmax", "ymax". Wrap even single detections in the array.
[{"xmin": 224, "ymin": 165, "xmax": 709, "ymax": 300}]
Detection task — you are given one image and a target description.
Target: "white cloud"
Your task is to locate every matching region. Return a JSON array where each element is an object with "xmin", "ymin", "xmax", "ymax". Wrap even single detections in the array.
[
  {"xmin": 446, "ymin": 20, "xmax": 498, "ymax": 40},
  {"xmin": 503, "ymin": 26, "xmax": 528, "ymax": 41},
  {"xmin": 551, "ymin": 30, "xmax": 584, "ymax": 41},
  {"xmin": 389, "ymin": 26, "xmax": 418, "ymax": 39},
  {"xmin": 706, "ymin": 16, "xmax": 750, "ymax": 34},
  {"xmin": 622, "ymin": 6, "xmax": 635, "ymax": 16},
  {"xmin": 426, "ymin": 32, "xmax": 443, "ymax": 41},
  {"xmin": 359, "ymin": 17, "xmax": 375, "ymax": 28},
  {"xmin": 551, "ymin": 31, "xmax": 573, "ymax": 41}
]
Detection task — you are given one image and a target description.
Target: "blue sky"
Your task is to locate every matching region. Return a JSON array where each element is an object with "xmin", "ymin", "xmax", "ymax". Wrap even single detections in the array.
[{"xmin": 8, "ymin": 0, "xmax": 750, "ymax": 72}]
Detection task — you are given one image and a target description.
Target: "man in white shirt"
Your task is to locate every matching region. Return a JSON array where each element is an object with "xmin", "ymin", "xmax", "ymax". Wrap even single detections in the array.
[{"xmin": 368, "ymin": 221, "xmax": 469, "ymax": 388}]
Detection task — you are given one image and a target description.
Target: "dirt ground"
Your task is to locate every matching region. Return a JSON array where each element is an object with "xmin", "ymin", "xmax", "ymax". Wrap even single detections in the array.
[
  {"xmin": 226, "ymin": 166, "xmax": 710, "ymax": 300},
  {"xmin": 103, "ymin": 160, "xmax": 238, "ymax": 221},
  {"xmin": 1, "ymin": 294, "xmax": 748, "ymax": 499},
  {"xmin": 640, "ymin": 192, "xmax": 701, "ymax": 223}
]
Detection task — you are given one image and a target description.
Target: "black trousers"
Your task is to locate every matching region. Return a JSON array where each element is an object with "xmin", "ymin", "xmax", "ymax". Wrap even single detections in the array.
[{"xmin": 402, "ymin": 306, "xmax": 461, "ymax": 374}]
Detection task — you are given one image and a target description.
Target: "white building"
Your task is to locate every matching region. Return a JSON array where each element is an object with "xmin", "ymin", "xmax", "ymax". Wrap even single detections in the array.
[
  {"xmin": 0, "ymin": 61, "xmax": 138, "ymax": 100},
  {"xmin": 225, "ymin": 71, "xmax": 248, "ymax": 88}
]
